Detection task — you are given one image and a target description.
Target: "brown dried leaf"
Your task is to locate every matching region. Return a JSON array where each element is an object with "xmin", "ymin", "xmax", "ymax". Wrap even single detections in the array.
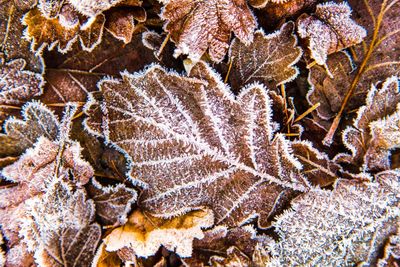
[
  {"xmin": 291, "ymin": 140, "xmax": 340, "ymax": 187},
  {"xmin": 103, "ymin": 209, "xmax": 214, "ymax": 258},
  {"xmin": 227, "ymin": 22, "xmax": 302, "ymax": 91},
  {"xmin": 92, "ymin": 243, "xmax": 122, "ymax": 267},
  {"xmin": 336, "ymin": 76, "xmax": 400, "ymax": 172},
  {"xmin": 23, "ymin": 8, "xmax": 105, "ymax": 53},
  {"xmin": 105, "ymin": 7, "xmax": 146, "ymax": 44},
  {"xmin": 85, "ymin": 61, "xmax": 310, "ymax": 227},
  {"xmin": 68, "ymin": 0, "xmax": 125, "ymax": 17},
  {"xmin": 87, "ymin": 178, "xmax": 137, "ymax": 226},
  {"xmin": 378, "ymin": 225, "xmax": 400, "ymax": 267},
  {"xmin": 0, "ymin": 101, "xmax": 58, "ymax": 158},
  {"xmin": 161, "ymin": 0, "xmax": 257, "ymax": 62},
  {"xmin": 22, "ymin": 181, "xmax": 101, "ymax": 267},
  {"xmin": 0, "ymin": 1, "xmax": 44, "ymax": 72},
  {"xmin": 270, "ymin": 170, "xmax": 400, "ymax": 266},
  {"xmin": 41, "ymin": 32, "xmax": 158, "ymax": 106},
  {"xmin": 297, "ymin": 2, "xmax": 366, "ymax": 66},
  {"xmin": 249, "ymin": 0, "xmax": 291, "ymax": 9},
  {"xmin": 0, "ymin": 56, "xmax": 44, "ymax": 120}
]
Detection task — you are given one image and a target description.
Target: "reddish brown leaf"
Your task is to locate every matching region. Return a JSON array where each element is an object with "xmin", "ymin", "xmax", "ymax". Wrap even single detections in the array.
[{"xmin": 161, "ymin": 0, "xmax": 257, "ymax": 62}]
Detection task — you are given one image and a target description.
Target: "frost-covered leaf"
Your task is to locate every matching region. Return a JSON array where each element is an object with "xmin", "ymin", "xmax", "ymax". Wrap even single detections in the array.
[
  {"xmin": 270, "ymin": 170, "xmax": 400, "ymax": 266},
  {"xmin": 0, "ymin": 56, "xmax": 44, "ymax": 120},
  {"xmin": 87, "ymin": 178, "xmax": 137, "ymax": 226},
  {"xmin": 228, "ymin": 22, "xmax": 302, "ymax": 91},
  {"xmin": 249, "ymin": 0, "xmax": 291, "ymax": 9},
  {"xmin": 161, "ymin": 0, "xmax": 257, "ymax": 62},
  {"xmin": 103, "ymin": 209, "xmax": 214, "ymax": 258},
  {"xmin": 0, "ymin": 1, "xmax": 44, "ymax": 72},
  {"xmin": 182, "ymin": 225, "xmax": 270, "ymax": 266},
  {"xmin": 22, "ymin": 181, "xmax": 101, "ymax": 267},
  {"xmin": 0, "ymin": 232, "xmax": 4, "ymax": 267},
  {"xmin": 85, "ymin": 61, "xmax": 310, "ymax": 227},
  {"xmin": 23, "ymin": 8, "xmax": 105, "ymax": 53},
  {"xmin": 92, "ymin": 243, "xmax": 121, "ymax": 267},
  {"xmin": 68, "ymin": 0, "xmax": 125, "ymax": 17},
  {"xmin": 297, "ymin": 2, "xmax": 366, "ymax": 66},
  {"xmin": 0, "ymin": 101, "xmax": 58, "ymax": 157},
  {"xmin": 336, "ymin": 76, "xmax": 400, "ymax": 171},
  {"xmin": 291, "ymin": 140, "xmax": 340, "ymax": 187},
  {"xmin": 378, "ymin": 226, "xmax": 400, "ymax": 267}
]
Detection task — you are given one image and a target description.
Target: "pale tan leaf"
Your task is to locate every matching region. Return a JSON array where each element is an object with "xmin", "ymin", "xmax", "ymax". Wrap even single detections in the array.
[
  {"xmin": 68, "ymin": 0, "xmax": 125, "ymax": 17},
  {"xmin": 228, "ymin": 22, "xmax": 302, "ymax": 90},
  {"xmin": 85, "ymin": 61, "xmax": 310, "ymax": 228},
  {"xmin": 297, "ymin": 1, "xmax": 366, "ymax": 65},
  {"xmin": 336, "ymin": 76, "xmax": 400, "ymax": 171},
  {"xmin": 103, "ymin": 209, "xmax": 214, "ymax": 258},
  {"xmin": 270, "ymin": 170, "xmax": 400, "ymax": 266},
  {"xmin": 161, "ymin": 0, "xmax": 257, "ymax": 62}
]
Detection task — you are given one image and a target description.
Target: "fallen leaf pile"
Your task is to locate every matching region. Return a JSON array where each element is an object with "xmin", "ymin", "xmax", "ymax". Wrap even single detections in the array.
[{"xmin": 0, "ymin": 0, "xmax": 399, "ymax": 266}]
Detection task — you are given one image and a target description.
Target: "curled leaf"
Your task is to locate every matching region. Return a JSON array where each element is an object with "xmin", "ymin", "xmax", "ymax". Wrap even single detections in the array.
[
  {"xmin": 161, "ymin": 0, "xmax": 257, "ymax": 62},
  {"xmin": 103, "ymin": 209, "xmax": 214, "ymax": 258},
  {"xmin": 297, "ymin": 2, "xmax": 366, "ymax": 65},
  {"xmin": 336, "ymin": 76, "xmax": 400, "ymax": 171}
]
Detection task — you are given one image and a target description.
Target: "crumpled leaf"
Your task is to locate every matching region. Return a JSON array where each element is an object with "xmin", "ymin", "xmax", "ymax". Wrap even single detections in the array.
[
  {"xmin": 0, "ymin": 1, "xmax": 44, "ymax": 72},
  {"xmin": 87, "ymin": 178, "xmax": 137, "ymax": 226},
  {"xmin": 336, "ymin": 76, "xmax": 400, "ymax": 172},
  {"xmin": 297, "ymin": 2, "xmax": 366, "ymax": 66},
  {"xmin": 378, "ymin": 226, "xmax": 400, "ymax": 267},
  {"xmin": 0, "ymin": 101, "xmax": 58, "ymax": 158},
  {"xmin": 103, "ymin": 209, "xmax": 214, "ymax": 258},
  {"xmin": 227, "ymin": 22, "xmax": 302, "ymax": 91},
  {"xmin": 85, "ymin": 61, "xmax": 310, "ymax": 227},
  {"xmin": 249, "ymin": 0, "xmax": 291, "ymax": 9},
  {"xmin": 0, "ymin": 56, "xmax": 44, "ymax": 120},
  {"xmin": 269, "ymin": 170, "xmax": 400, "ymax": 266},
  {"xmin": 161, "ymin": 0, "xmax": 257, "ymax": 62},
  {"xmin": 21, "ymin": 181, "xmax": 101, "ymax": 267},
  {"xmin": 182, "ymin": 225, "xmax": 271, "ymax": 266},
  {"xmin": 23, "ymin": 8, "xmax": 105, "ymax": 53}
]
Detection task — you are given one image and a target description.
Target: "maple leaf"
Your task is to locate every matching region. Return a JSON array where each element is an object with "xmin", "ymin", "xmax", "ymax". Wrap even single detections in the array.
[
  {"xmin": 0, "ymin": 101, "xmax": 58, "ymax": 158},
  {"xmin": 335, "ymin": 76, "xmax": 400, "ymax": 172},
  {"xmin": 87, "ymin": 178, "xmax": 137, "ymax": 226},
  {"xmin": 227, "ymin": 22, "xmax": 302, "ymax": 91},
  {"xmin": 85, "ymin": 61, "xmax": 310, "ymax": 227},
  {"xmin": 297, "ymin": 2, "xmax": 366, "ymax": 66},
  {"xmin": 21, "ymin": 181, "xmax": 101, "ymax": 267},
  {"xmin": 161, "ymin": 0, "xmax": 257, "ymax": 62},
  {"xmin": 23, "ymin": 8, "xmax": 105, "ymax": 53},
  {"xmin": 269, "ymin": 170, "xmax": 400, "ymax": 266},
  {"xmin": 0, "ymin": 56, "xmax": 44, "ymax": 120},
  {"xmin": 102, "ymin": 209, "xmax": 214, "ymax": 258},
  {"xmin": 0, "ymin": 0, "xmax": 44, "ymax": 72}
]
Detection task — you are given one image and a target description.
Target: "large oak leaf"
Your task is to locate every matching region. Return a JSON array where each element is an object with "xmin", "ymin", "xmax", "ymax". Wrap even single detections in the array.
[
  {"xmin": 85, "ymin": 61, "xmax": 310, "ymax": 227},
  {"xmin": 161, "ymin": 0, "xmax": 257, "ymax": 62}
]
